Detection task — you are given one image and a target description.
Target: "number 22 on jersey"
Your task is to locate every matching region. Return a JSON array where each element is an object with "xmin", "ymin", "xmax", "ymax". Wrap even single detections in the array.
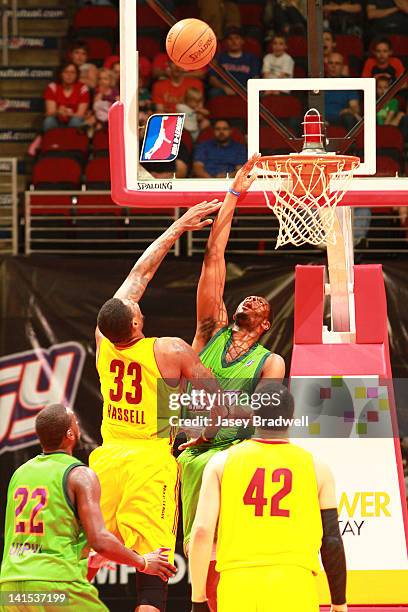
[{"xmin": 243, "ymin": 467, "xmax": 293, "ymax": 517}]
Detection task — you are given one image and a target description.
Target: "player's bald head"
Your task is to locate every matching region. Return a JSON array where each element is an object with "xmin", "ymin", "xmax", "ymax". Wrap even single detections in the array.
[
  {"xmin": 35, "ymin": 404, "xmax": 77, "ymax": 450},
  {"xmin": 97, "ymin": 297, "xmax": 143, "ymax": 344}
]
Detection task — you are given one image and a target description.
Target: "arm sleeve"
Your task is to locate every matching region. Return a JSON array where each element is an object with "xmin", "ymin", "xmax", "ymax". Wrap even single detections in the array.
[
  {"xmin": 44, "ymin": 82, "xmax": 56, "ymax": 101},
  {"xmin": 262, "ymin": 54, "xmax": 272, "ymax": 75},
  {"xmin": 320, "ymin": 508, "xmax": 347, "ymax": 606},
  {"xmin": 283, "ymin": 55, "xmax": 295, "ymax": 77},
  {"xmin": 361, "ymin": 58, "xmax": 373, "ymax": 78}
]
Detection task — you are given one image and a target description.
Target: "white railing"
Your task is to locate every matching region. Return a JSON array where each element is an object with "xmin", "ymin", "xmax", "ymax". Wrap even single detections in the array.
[
  {"xmin": 0, "ymin": 157, "xmax": 18, "ymax": 254},
  {"xmin": 1, "ymin": 0, "xmax": 18, "ymax": 65},
  {"xmin": 25, "ymin": 190, "xmax": 181, "ymax": 255}
]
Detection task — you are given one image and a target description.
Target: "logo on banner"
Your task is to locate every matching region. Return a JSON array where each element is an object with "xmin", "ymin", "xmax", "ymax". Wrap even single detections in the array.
[
  {"xmin": 0, "ymin": 342, "xmax": 85, "ymax": 455},
  {"xmin": 140, "ymin": 114, "xmax": 185, "ymax": 162}
]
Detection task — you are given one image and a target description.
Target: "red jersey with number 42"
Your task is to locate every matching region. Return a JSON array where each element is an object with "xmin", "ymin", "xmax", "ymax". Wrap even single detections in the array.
[
  {"xmin": 216, "ymin": 440, "xmax": 323, "ymax": 573},
  {"xmin": 97, "ymin": 336, "xmax": 176, "ymax": 445}
]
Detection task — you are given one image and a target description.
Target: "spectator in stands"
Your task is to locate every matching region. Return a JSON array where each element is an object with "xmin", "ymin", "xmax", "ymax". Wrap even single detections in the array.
[
  {"xmin": 367, "ymin": 0, "xmax": 408, "ymax": 36},
  {"xmin": 193, "ymin": 119, "xmax": 246, "ymax": 178},
  {"xmin": 362, "ymin": 37, "xmax": 405, "ymax": 82},
  {"xmin": 68, "ymin": 40, "xmax": 98, "ymax": 89},
  {"xmin": 198, "ymin": 0, "xmax": 241, "ymax": 39},
  {"xmin": 43, "ymin": 62, "xmax": 90, "ymax": 132},
  {"xmin": 152, "ymin": 62, "xmax": 204, "ymax": 113},
  {"xmin": 209, "ymin": 27, "xmax": 260, "ymax": 97},
  {"xmin": 152, "ymin": 52, "xmax": 207, "ymax": 81},
  {"xmin": 92, "ymin": 68, "xmax": 119, "ymax": 131},
  {"xmin": 262, "ymin": 34, "xmax": 294, "ymax": 93},
  {"xmin": 176, "ymin": 88, "xmax": 210, "ymax": 141},
  {"xmin": 376, "ymin": 75, "xmax": 404, "ymax": 126},
  {"xmin": 271, "ymin": 0, "xmax": 307, "ymax": 36},
  {"xmin": 323, "ymin": 0, "xmax": 363, "ymax": 35},
  {"xmin": 323, "ymin": 31, "xmax": 349, "ymax": 75},
  {"xmin": 324, "ymin": 53, "xmax": 361, "ymax": 129}
]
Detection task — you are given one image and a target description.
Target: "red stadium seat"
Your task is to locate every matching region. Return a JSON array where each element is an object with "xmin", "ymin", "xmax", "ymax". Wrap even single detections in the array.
[
  {"xmin": 196, "ymin": 126, "xmax": 245, "ymax": 144},
  {"xmin": 93, "ymin": 129, "xmax": 109, "ymax": 157},
  {"xmin": 261, "ymin": 94, "xmax": 303, "ymax": 120},
  {"xmin": 377, "ymin": 125, "xmax": 403, "ymax": 154},
  {"xmin": 294, "ymin": 64, "xmax": 307, "ymax": 78},
  {"xmin": 32, "ymin": 158, "xmax": 82, "ymax": 190},
  {"xmin": 138, "ymin": 4, "xmax": 166, "ymax": 29},
  {"xmin": 41, "ymin": 128, "xmax": 89, "ymax": 163},
  {"xmin": 83, "ymin": 38, "xmax": 113, "ymax": 64},
  {"xmin": 389, "ymin": 34, "xmax": 408, "ymax": 59},
  {"xmin": 74, "ymin": 6, "xmax": 118, "ymax": 29},
  {"xmin": 175, "ymin": 5, "xmax": 199, "ymax": 20},
  {"xmin": 208, "ymin": 95, "xmax": 246, "ymax": 120},
  {"xmin": 85, "ymin": 157, "xmax": 111, "ymax": 189},
  {"xmin": 282, "ymin": 36, "xmax": 307, "ymax": 58},
  {"xmin": 138, "ymin": 36, "xmax": 161, "ymax": 61},
  {"xmin": 181, "ymin": 129, "xmax": 193, "ymax": 154},
  {"xmin": 376, "ymin": 155, "xmax": 400, "ymax": 176},
  {"xmin": 335, "ymin": 35, "xmax": 364, "ymax": 61},
  {"xmin": 259, "ymin": 126, "xmax": 294, "ymax": 154},
  {"xmin": 239, "ymin": 4, "xmax": 263, "ymax": 26}
]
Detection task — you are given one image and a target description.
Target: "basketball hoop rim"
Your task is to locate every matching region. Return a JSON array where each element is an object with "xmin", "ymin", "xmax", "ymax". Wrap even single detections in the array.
[{"xmin": 254, "ymin": 153, "xmax": 361, "ymax": 173}]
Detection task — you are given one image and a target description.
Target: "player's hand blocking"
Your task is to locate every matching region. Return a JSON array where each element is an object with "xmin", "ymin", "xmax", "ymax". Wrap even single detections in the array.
[
  {"xmin": 178, "ymin": 199, "xmax": 222, "ymax": 231},
  {"xmin": 141, "ymin": 547, "xmax": 177, "ymax": 581},
  {"xmin": 230, "ymin": 153, "xmax": 261, "ymax": 195},
  {"xmin": 191, "ymin": 602, "xmax": 211, "ymax": 612}
]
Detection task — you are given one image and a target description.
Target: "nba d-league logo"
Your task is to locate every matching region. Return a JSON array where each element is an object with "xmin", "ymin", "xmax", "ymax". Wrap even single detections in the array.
[{"xmin": 140, "ymin": 114, "xmax": 185, "ymax": 162}]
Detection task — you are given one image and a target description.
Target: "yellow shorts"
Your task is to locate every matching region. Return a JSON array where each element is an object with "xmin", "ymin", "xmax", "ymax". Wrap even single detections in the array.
[
  {"xmin": 217, "ymin": 565, "xmax": 319, "ymax": 612},
  {"xmin": 89, "ymin": 441, "xmax": 179, "ymax": 562}
]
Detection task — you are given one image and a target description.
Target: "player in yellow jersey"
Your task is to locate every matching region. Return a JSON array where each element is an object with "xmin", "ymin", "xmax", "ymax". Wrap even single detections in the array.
[
  {"xmin": 89, "ymin": 199, "xmax": 225, "ymax": 612},
  {"xmin": 189, "ymin": 382, "xmax": 348, "ymax": 612}
]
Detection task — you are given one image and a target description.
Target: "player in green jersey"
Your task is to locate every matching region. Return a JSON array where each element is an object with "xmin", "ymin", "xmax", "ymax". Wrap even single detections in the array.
[
  {"xmin": 177, "ymin": 155, "xmax": 286, "ymax": 611},
  {"xmin": 0, "ymin": 403, "xmax": 176, "ymax": 612}
]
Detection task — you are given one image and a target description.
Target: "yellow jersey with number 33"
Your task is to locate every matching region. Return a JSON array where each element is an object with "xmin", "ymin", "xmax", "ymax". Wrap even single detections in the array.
[
  {"xmin": 97, "ymin": 336, "xmax": 175, "ymax": 445},
  {"xmin": 216, "ymin": 439, "xmax": 323, "ymax": 573}
]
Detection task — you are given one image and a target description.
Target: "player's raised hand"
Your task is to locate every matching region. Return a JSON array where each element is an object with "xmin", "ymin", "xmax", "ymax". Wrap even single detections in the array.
[
  {"xmin": 230, "ymin": 152, "xmax": 261, "ymax": 195},
  {"xmin": 179, "ymin": 199, "xmax": 222, "ymax": 231},
  {"xmin": 141, "ymin": 547, "xmax": 177, "ymax": 581}
]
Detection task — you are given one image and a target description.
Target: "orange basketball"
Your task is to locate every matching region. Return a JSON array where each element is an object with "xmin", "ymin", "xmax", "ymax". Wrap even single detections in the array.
[{"xmin": 166, "ymin": 18, "xmax": 217, "ymax": 71}]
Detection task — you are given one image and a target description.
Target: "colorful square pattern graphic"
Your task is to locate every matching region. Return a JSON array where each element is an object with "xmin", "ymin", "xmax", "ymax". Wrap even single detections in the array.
[
  {"xmin": 343, "ymin": 411, "xmax": 355, "ymax": 422},
  {"xmin": 367, "ymin": 387, "xmax": 378, "ymax": 398},
  {"xmin": 356, "ymin": 422, "xmax": 367, "ymax": 435},
  {"xmin": 379, "ymin": 398, "xmax": 389, "ymax": 411},
  {"xmin": 355, "ymin": 387, "xmax": 366, "ymax": 399},
  {"xmin": 320, "ymin": 388, "xmax": 331, "ymax": 399},
  {"xmin": 331, "ymin": 377, "xmax": 343, "ymax": 387},
  {"xmin": 367, "ymin": 411, "xmax": 379, "ymax": 422}
]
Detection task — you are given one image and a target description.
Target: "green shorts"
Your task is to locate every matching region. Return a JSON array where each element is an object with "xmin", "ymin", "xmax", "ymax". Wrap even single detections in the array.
[
  {"xmin": 0, "ymin": 580, "xmax": 108, "ymax": 612},
  {"xmin": 178, "ymin": 439, "xmax": 240, "ymax": 551}
]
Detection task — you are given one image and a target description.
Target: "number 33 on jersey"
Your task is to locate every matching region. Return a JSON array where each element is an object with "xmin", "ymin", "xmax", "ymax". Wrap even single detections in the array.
[{"xmin": 97, "ymin": 336, "xmax": 176, "ymax": 443}]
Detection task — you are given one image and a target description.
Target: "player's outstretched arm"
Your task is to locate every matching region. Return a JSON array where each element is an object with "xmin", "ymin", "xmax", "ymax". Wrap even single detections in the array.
[
  {"xmin": 315, "ymin": 459, "xmax": 348, "ymax": 612},
  {"xmin": 113, "ymin": 199, "xmax": 222, "ymax": 305},
  {"xmin": 189, "ymin": 454, "xmax": 224, "ymax": 609},
  {"xmin": 68, "ymin": 466, "xmax": 176, "ymax": 581},
  {"xmin": 192, "ymin": 154, "xmax": 260, "ymax": 352}
]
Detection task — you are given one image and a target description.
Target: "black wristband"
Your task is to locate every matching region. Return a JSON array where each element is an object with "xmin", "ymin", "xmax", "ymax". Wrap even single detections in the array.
[
  {"xmin": 191, "ymin": 602, "xmax": 210, "ymax": 612},
  {"xmin": 320, "ymin": 508, "xmax": 347, "ymax": 606}
]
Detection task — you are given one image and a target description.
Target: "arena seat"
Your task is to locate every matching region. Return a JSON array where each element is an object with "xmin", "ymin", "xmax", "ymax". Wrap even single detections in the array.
[
  {"xmin": 138, "ymin": 4, "xmax": 166, "ymax": 30},
  {"xmin": 208, "ymin": 95, "xmax": 246, "ymax": 120},
  {"xmin": 389, "ymin": 34, "xmax": 408, "ymax": 59},
  {"xmin": 335, "ymin": 35, "xmax": 364, "ymax": 60},
  {"xmin": 376, "ymin": 155, "xmax": 400, "ymax": 176},
  {"xmin": 239, "ymin": 3, "xmax": 263, "ymax": 26},
  {"xmin": 32, "ymin": 158, "xmax": 82, "ymax": 190},
  {"xmin": 74, "ymin": 6, "xmax": 118, "ymax": 30},
  {"xmin": 261, "ymin": 94, "xmax": 303, "ymax": 120},
  {"xmin": 138, "ymin": 36, "xmax": 161, "ymax": 61},
  {"xmin": 85, "ymin": 157, "xmax": 111, "ymax": 190},
  {"xmin": 259, "ymin": 126, "xmax": 295, "ymax": 154},
  {"xmin": 83, "ymin": 37, "xmax": 113, "ymax": 65},
  {"xmin": 181, "ymin": 130, "xmax": 193, "ymax": 154},
  {"xmin": 40, "ymin": 128, "xmax": 89, "ymax": 164},
  {"xmin": 93, "ymin": 130, "xmax": 109, "ymax": 157}
]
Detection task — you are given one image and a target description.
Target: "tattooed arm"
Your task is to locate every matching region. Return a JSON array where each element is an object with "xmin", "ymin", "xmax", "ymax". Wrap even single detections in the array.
[
  {"xmin": 192, "ymin": 154, "xmax": 260, "ymax": 353},
  {"xmin": 113, "ymin": 199, "xmax": 222, "ymax": 304}
]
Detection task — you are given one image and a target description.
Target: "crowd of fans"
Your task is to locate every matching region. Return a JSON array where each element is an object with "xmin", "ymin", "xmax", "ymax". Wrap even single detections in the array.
[{"xmin": 28, "ymin": 0, "xmax": 408, "ymax": 238}]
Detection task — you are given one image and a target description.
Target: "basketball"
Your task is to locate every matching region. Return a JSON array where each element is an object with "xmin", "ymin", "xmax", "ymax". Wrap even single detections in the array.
[{"xmin": 166, "ymin": 18, "xmax": 217, "ymax": 71}]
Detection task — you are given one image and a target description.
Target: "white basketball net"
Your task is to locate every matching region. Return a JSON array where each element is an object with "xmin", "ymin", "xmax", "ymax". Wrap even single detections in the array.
[{"xmin": 254, "ymin": 155, "xmax": 359, "ymax": 248}]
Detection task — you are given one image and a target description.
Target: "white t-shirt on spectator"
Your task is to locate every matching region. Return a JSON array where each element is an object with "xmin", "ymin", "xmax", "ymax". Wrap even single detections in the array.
[{"xmin": 262, "ymin": 53, "xmax": 295, "ymax": 93}]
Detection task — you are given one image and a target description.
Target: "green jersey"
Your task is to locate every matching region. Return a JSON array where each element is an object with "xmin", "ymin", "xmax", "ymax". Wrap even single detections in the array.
[
  {"xmin": 0, "ymin": 453, "xmax": 88, "ymax": 584},
  {"xmin": 199, "ymin": 325, "xmax": 271, "ymax": 445},
  {"xmin": 178, "ymin": 326, "xmax": 270, "ymax": 548}
]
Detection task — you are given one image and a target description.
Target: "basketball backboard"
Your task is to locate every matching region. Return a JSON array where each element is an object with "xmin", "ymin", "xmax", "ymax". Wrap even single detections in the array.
[{"xmin": 111, "ymin": 0, "xmax": 408, "ymax": 208}]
